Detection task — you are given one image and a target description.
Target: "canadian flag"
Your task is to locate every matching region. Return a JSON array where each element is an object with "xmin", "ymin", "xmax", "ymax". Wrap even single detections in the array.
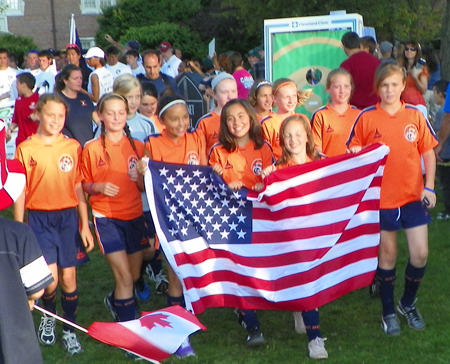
[{"xmin": 87, "ymin": 306, "xmax": 206, "ymax": 363}]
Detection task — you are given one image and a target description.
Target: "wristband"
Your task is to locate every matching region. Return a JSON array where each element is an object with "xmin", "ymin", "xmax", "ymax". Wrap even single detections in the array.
[
  {"xmin": 87, "ymin": 183, "xmax": 95, "ymax": 195},
  {"xmin": 424, "ymin": 187, "xmax": 435, "ymax": 194}
]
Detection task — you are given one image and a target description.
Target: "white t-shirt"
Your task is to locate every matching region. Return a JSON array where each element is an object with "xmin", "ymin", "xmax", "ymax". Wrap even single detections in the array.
[
  {"xmin": 8, "ymin": 68, "xmax": 41, "ymax": 100},
  {"xmin": 0, "ymin": 67, "xmax": 17, "ymax": 97},
  {"xmin": 161, "ymin": 55, "xmax": 182, "ymax": 79},
  {"xmin": 35, "ymin": 69, "xmax": 55, "ymax": 95},
  {"xmin": 105, "ymin": 62, "xmax": 132, "ymax": 80},
  {"xmin": 131, "ymin": 64, "xmax": 145, "ymax": 77},
  {"xmin": 88, "ymin": 67, "xmax": 114, "ymax": 100}
]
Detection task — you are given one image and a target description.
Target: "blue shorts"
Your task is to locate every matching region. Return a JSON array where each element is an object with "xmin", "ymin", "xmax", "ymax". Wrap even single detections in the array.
[
  {"xmin": 94, "ymin": 215, "xmax": 150, "ymax": 255},
  {"xmin": 143, "ymin": 211, "xmax": 156, "ymax": 239},
  {"xmin": 380, "ymin": 200, "xmax": 431, "ymax": 231},
  {"xmin": 28, "ymin": 208, "xmax": 90, "ymax": 268}
]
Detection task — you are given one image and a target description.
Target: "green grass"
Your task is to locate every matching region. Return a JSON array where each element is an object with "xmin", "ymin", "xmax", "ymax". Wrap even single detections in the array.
[{"xmin": 2, "ymin": 197, "xmax": 450, "ymax": 364}]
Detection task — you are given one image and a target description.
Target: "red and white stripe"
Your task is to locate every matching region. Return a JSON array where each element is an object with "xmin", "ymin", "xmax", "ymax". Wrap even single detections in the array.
[{"xmin": 149, "ymin": 144, "xmax": 389, "ymax": 315}]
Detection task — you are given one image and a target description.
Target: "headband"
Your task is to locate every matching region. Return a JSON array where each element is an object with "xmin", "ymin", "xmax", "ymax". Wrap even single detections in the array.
[
  {"xmin": 158, "ymin": 99, "xmax": 187, "ymax": 118},
  {"xmin": 273, "ymin": 81, "xmax": 296, "ymax": 96},
  {"xmin": 256, "ymin": 80, "xmax": 272, "ymax": 89}
]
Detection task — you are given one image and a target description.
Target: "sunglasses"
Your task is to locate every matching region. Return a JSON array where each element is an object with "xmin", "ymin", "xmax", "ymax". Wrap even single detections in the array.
[{"xmin": 405, "ymin": 47, "xmax": 417, "ymax": 52}]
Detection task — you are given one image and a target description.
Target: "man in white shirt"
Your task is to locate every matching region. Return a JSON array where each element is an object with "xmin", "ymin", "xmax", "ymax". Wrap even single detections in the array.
[
  {"xmin": 159, "ymin": 42, "xmax": 182, "ymax": 79},
  {"xmin": 34, "ymin": 50, "xmax": 56, "ymax": 95},
  {"xmin": 0, "ymin": 48, "xmax": 17, "ymax": 103},
  {"xmin": 105, "ymin": 46, "xmax": 132, "ymax": 80}
]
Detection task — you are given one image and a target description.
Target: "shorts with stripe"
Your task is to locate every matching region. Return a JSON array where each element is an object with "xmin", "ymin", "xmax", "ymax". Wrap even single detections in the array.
[{"xmin": 380, "ymin": 200, "xmax": 431, "ymax": 231}]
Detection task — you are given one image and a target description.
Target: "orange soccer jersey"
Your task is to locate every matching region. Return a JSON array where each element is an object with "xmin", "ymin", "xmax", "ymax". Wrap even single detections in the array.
[
  {"xmin": 15, "ymin": 134, "xmax": 83, "ymax": 211},
  {"xmin": 196, "ymin": 110, "xmax": 220, "ymax": 154},
  {"xmin": 347, "ymin": 102, "xmax": 438, "ymax": 209},
  {"xmin": 145, "ymin": 129, "xmax": 207, "ymax": 165},
  {"xmin": 81, "ymin": 137, "xmax": 144, "ymax": 220},
  {"xmin": 311, "ymin": 104, "xmax": 360, "ymax": 157},
  {"xmin": 261, "ymin": 114, "xmax": 284, "ymax": 160},
  {"xmin": 209, "ymin": 141, "xmax": 274, "ymax": 189},
  {"xmin": 276, "ymin": 156, "xmax": 314, "ymax": 170},
  {"xmin": 150, "ymin": 115, "xmax": 165, "ymax": 134}
]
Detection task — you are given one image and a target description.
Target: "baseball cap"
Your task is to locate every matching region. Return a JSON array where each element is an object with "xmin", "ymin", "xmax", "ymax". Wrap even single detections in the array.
[
  {"xmin": 211, "ymin": 72, "xmax": 235, "ymax": 91},
  {"xmin": 127, "ymin": 40, "xmax": 140, "ymax": 51},
  {"xmin": 83, "ymin": 47, "xmax": 105, "ymax": 59},
  {"xmin": 66, "ymin": 44, "xmax": 81, "ymax": 53},
  {"xmin": 0, "ymin": 121, "xmax": 26, "ymax": 210},
  {"xmin": 159, "ymin": 42, "xmax": 172, "ymax": 52},
  {"xmin": 247, "ymin": 49, "xmax": 259, "ymax": 58},
  {"xmin": 202, "ymin": 58, "xmax": 214, "ymax": 71},
  {"xmin": 379, "ymin": 41, "xmax": 393, "ymax": 54}
]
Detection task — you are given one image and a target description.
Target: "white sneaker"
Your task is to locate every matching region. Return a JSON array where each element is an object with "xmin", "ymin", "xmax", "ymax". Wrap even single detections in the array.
[
  {"xmin": 293, "ymin": 311, "xmax": 306, "ymax": 334},
  {"xmin": 62, "ymin": 330, "xmax": 83, "ymax": 355},
  {"xmin": 308, "ymin": 337, "xmax": 328, "ymax": 359},
  {"xmin": 38, "ymin": 315, "xmax": 56, "ymax": 345}
]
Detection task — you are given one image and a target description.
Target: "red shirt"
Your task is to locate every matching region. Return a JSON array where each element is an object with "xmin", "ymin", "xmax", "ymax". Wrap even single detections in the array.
[
  {"xmin": 12, "ymin": 92, "xmax": 39, "ymax": 146},
  {"xmin": 340, "ymin": 51, "xmax": 381, "ymax": 109}
]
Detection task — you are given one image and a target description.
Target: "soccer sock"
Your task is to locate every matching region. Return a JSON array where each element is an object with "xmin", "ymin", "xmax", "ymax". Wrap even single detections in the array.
[
  {"xmin": 149, "ymin": 250, "xmax": 163, "ymax": 277},
  {"xmin": 302, "ymin": 309, "xmax": 321, "ymax": 342},
  {"xmin": 61, "ymin": 289, "xmax": 78, "ymax": 332},
  {"xmin": 167, "ymin": 294, "xmax": 186, "ymax": 308},
  {"xmin": 377, "ymin": 266, "xmax": 396, "ymax": 316},
  {"xmin": 114, "ymin": 296, "xmax": 136, "ymax": 322},
  {"xmin": 401, "ymin": 260, "xmax": 426, "ymax": 308},
  {"xmin": 42, "ymin": 288, "xmax": 57, "ymax": 314},
  {"xmin": 239, "ymin": 309, "xmax": 260, "ymax": 331}
]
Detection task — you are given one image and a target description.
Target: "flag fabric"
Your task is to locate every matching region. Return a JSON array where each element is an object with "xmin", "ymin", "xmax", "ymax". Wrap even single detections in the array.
[
  {"xmin": 0, "ymin": 120, "xmax": 26, "ymax": 210},
  {"xmin": 145, "ymin": 143, "xmax": 389, "ymax": 315},
  {"xmin": 69, "ymin": 14, "xmax": 83, "ymax": 52},
  {"xmin": 87, "ymin": 305, "xmax": 206, "ymax": 363}
]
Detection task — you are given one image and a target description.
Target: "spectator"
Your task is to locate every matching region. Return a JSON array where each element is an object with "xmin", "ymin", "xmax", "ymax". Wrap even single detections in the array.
[
  {"xmin": 228, "ymin": 51, "xmax": 254, "ymax": 99},
  {"xmin": 360, "ymin": 36, "xmax": 378, "ymax": 56},
  {"xmin": 0, "ymin": 48, "xmax": 17, "ymax": 102},
  {"xmin": 159, "ymin": 42, "xmax": 182, "ymax": 79},
  {"xmin": 126, "ymin": 49, "xmax": 145, "ymax": 77},
  {"xmin": 66, "ymin": 44, "xmax": 92, "ymax": 91},
  {"xmin": 379, "ymin": 41, "xmax": 395, "ymax": 63},
  {"xmin": 105, "ymin": 46, "xmax": 132, "ymax": 80},
  {"xmin": 83, "ymin": 46, "xmax": 114, "ymax": 103}
]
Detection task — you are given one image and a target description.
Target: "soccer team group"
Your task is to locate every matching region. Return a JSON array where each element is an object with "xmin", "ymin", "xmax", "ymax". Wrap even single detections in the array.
[{"xmin": 2, "ymin": 32, "xmax": 442, "ymax": 361}]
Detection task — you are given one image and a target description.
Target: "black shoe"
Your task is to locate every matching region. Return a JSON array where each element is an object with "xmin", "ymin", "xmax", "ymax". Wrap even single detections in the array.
[{"xmin": 246, "ymin": 326, "xmax": 265, "ymax": 348}]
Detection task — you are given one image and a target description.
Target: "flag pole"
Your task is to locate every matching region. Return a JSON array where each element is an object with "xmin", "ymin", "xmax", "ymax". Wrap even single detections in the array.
[{"xmin": 34, "ymin": 305, "xmax": 88, "ymax": 334}]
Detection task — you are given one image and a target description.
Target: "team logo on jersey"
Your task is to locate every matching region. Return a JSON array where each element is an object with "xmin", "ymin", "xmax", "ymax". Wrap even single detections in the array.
[
  {"xmin": 186, "ymin": 151, "xmax": 200, "ymax": 165},
  {"xmin": 225, "ymin": 160, "xmax": 233, "ymax": 169},
  {"xmin": 80, "ymin": 100, "xmax": 87, "ymax": 107},
  {"xmin": 128, "ymin": 155, "xmax": 139, "ymax": 170},
  {"xmin": 29, "ymin": 102, "xmax": 36, "ymax": 111},
  {"xmin": 59, "ymin": 155, "xmax": 74, "ymax": 172},
  {"xmin": 29, "ymin": 156, "xmax": 37, "ymax": 167},
  {"xmin": 98, "ymin": 157, "xmax": 106, "ymax": 167},
  {"xmin": 404, "ymin": 124, "xmax": 418, "ymax": 142},
  {"xmin": 251, "ymin": 158, "xmax": 263, "ymax": 175},
  {"xmin": 326, "ymin": 125, "xmax": 334, "ymax": 133},
  {"xmin": 374, "ymin": 129, "xmax": 382, "ymax": 139}
]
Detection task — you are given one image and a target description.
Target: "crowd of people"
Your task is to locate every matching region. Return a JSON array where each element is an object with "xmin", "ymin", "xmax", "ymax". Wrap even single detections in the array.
[{"xmin": 0, "ymin": 30, "xmax": 446, "ymax": 363}]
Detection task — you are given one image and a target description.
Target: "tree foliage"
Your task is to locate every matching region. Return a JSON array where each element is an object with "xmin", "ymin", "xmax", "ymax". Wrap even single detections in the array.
[{"xmin": 0, "ymin": 34, "xmax": 37, "ymax": 65}]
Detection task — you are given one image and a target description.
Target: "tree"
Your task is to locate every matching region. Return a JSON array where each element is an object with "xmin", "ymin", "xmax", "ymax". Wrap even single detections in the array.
[
  {"xmin": 442, "ymin": 0, "xmax": 450, "ymax": 80},
  {"xmin": 0, "ymin": 34, "xmax": 37, "ymax": 66}
]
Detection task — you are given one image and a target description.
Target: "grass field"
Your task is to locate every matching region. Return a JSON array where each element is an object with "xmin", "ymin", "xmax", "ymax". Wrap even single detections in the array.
[{"xmin": 2, "ymin": 198, "xmax": 450, "ymax": 364}]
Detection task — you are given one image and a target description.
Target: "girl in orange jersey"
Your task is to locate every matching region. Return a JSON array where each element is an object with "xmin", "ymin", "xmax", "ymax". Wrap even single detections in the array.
[
  {"xmin": 261, "ymin": 115, "xmax": 327, "ymax": 360},
  {"xmin": 248, "ymin": 79, "xmax": 273, "ymax": 122},
  {"xmin": 348, "ymin": 63, "xmax": 438, "ymax": 336},
  {"xmin": 262, "ymin": 78, "xmax": 312, "ymax": 159},
  {"xmin": 139, "ymin": 94, "xmax": 208, "ymax": 358},
  {"xmin": 209, "ymin": 98, "xmax": 274, "ymax": 348},
  {"xmin": 81, "ymin": 94, "xmax": 149, "ymax": 339},
  {"xmin": 14, "ymin": 93, "xmax": 94, "ymax": 355},
  {"xmin": 311, "ymin": 68, "xmax": 360, "ymax": 157}
]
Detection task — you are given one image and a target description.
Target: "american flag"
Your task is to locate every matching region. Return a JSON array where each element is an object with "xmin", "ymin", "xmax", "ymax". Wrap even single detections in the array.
[{"xmin": 145, "ymin": 143, "xmax": 389, "ymax": 314}]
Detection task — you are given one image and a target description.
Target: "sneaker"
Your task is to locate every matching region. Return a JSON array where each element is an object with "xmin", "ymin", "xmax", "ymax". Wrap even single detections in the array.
[
  {"xmin": 134, "ymin": 276, "xmax": 151, "ymax": 302},
  {"xmin": 381, "ymin": 314, "xmax": 401, "ymax": 336},
  {"xmin": 175, "ymin": 337, "xmax": 195, "ymax": 358},
  {"xmin": 308, "ymin": 337, "xmax": 328, "ymax": 359},
  {"xmin": 104, "ymin": 292, "xmax": 119, "ymax": 322},
  {"xmin": 62, "ymin": 330, "xmax": 83, "ymax": 355},
  {"xmin": 293, "ymin": 311, "xmax": 306, "ymax": 334},
  {"xmin": 125, "ymin": 350, "xmax": 143, "ymax": 360},
  {"xmin": 397, "ymin": 300, "xmax": 426, "ymax": 331},
  {"xmin": 235, "ymin": 308, "xmax": 247, "ymax": 330},
  {"xmin": 437, "ymin": 212, "xmax": 450, "ymax": 220},
  {"xmin": 38, "ymin": 315, "xmax": 56, "ymax": 345},
  {"xmin": 155, "ymin": 272, "xmax": 169, "ymax": 294},
  {"xmin": 246, "ymin": 326, "xmax": 265, "ymax": 348}
]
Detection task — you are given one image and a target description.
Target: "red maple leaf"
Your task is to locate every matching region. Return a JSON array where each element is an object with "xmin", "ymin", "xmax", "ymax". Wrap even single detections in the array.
[{"xmin": 140, "ymin": 314, "xmax": 173, "ymax": 330}]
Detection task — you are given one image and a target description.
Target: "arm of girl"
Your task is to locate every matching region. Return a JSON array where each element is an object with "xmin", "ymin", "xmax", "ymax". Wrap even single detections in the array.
[
  {"xmin": 13, "ymin": 191, "xmax": 26, "ymax": 223},
  {"xmin": 261, "ymin": 164, "xmax": 276, "ymax": 179},
  {"xmin": 83, "ymin": 181, "xmax": 120, "ymax": 196},
  {"xmin": 212, "ymin": 163, "xmax": 223, "ymax": 175},
  {"xmin": 410, "ymin": 67, "xmax": 428, "ymax": 94},
  {"xmin": 421, "ymin": 149, "xmax": 437, "ymax": 208},
  {"xmin": 74, "ymin": 182, "xmax": 95, "ymax": 252},
  {"xmin": 91, "ymin": 74, "xmax": 100, "ymax": 103}
]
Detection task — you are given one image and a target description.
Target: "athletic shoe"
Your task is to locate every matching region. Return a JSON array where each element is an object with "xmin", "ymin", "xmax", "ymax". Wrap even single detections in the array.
[
  {"xmin": 308, "ymin": 337, "xmax": 328, "ymax": 359},
  {"xmin": 134, "ymin": 276, "xmax": 151, "ymax": 302},
  {"xmin": 125, "ymin": 350, "xmax": 143, "ymax": 360},
  {"xmin": 62, "ymin": 330, "xmax": 83, "ymax": 355},
  {"xmin": 369, "ymin": 278, "xmax": 380, "ymax": 298},
  {"xmin": 437, "ymin": 212, "xmax": 450, "ymax": 220},
  {"xmin": 381, "ymin": 314, "xmax": 401, "ymax": 336},
  {"xmin": 146, "ymin": 266, "xmax": 169, "ymax": 294},
  {"xmin": 104, "ymin": 292, "xmax": 119, "ymax": 322},
  {"xmin": 234, "ymin": 308, "xmax": 247, "ymax": 330},
  {"xmin": 397, "ymin": 299, "xmax": 426, "ymax": 331},
  {"xmin": 293, "ymin": 311, "xmax": 306, "ymax": 334},
  {"xmin": 175, "ymin": 337, "xmax": 195, "ymax": 358},
  {"xmin": 38, "ymin": 315, "xmax": 56, "ymax": 345},
  {"xmin": 246, "ymin": 326, "xmax": 265, "ymax": 348}
]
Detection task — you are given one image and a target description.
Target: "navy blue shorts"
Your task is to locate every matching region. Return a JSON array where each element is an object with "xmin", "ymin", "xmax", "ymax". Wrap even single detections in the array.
[
  {"xmin": 94, "ymin": 215, "xmax": 150, "ymax": 255},
  {"xmin": 380, "ymin": 200, "xmax": 431, "ymax": 231},
  {"xmin": 143, "ymin": 211, "xmax": 156, "ymax": 239},
  {"xmin": 28, "ymin": 208, "xmax": 90, "ymax": 268}
]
